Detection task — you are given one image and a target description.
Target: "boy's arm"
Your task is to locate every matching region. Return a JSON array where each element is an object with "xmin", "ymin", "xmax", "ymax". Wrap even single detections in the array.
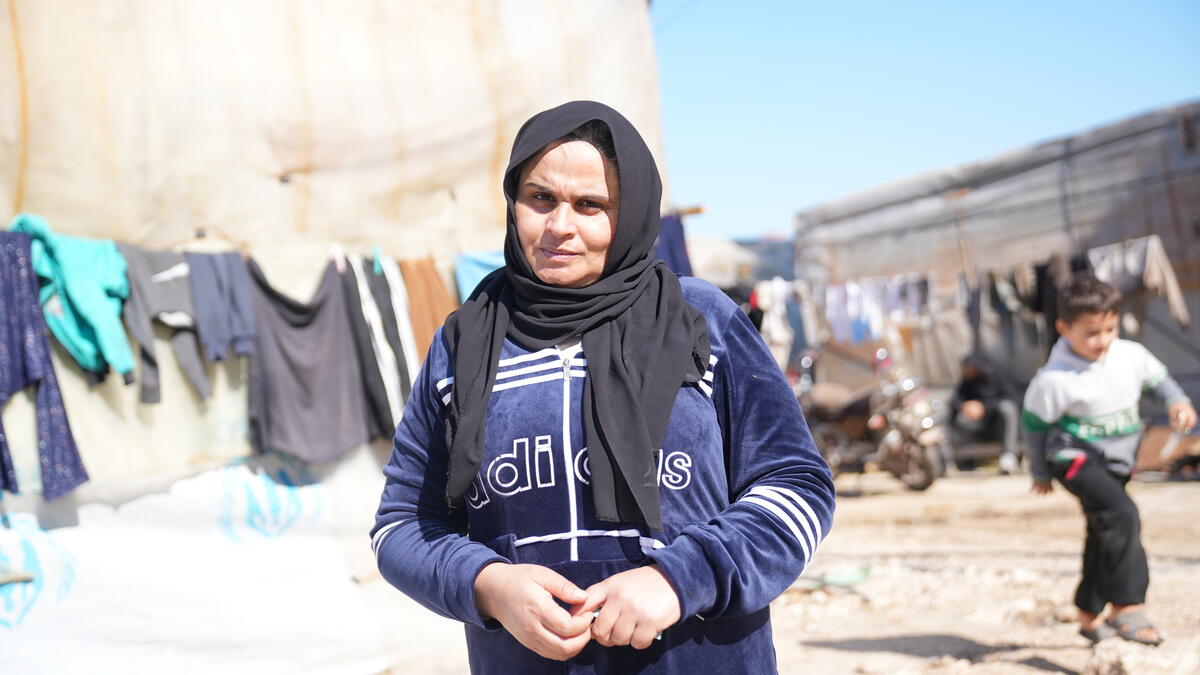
[
  {"xmin": 1137, "ymin": 340, "xmax": 1190, "ymax": 407},
  {"xmin": 1021, "ymin": 413, "xmax": 1053, "ymax": 485},
  {"xmin": 1021, "ymin": 374, "xmax": 1060, "ymax": 486},
  {"xmin": 1143, "ymin": 372, "xmax": 1191, "ymax": 409},
  {"xmin": 1137, "ymin": 343, "xmax": 1196, "ymax": 431}
]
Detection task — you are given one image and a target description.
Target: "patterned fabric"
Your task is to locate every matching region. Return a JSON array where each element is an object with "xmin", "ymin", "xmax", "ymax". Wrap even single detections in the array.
[{"xmin": 0, "ymin": 232, "xmax": 88, "ymax": 500}]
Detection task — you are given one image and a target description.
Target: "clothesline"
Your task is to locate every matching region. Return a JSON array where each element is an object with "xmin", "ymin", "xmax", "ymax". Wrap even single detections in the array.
[
  {"xmin": 754, "ymin": 234, "xmax": 1191, "ymax": 382},
  {"xmin": 2, "ymin": 212, "xmax": 461, "ymax": 502}
]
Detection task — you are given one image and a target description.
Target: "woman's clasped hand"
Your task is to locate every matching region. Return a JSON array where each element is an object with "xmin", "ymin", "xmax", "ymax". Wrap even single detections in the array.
[{"xmin": 474, "ymin": 562, "xmax": 681, "ymax": 660}]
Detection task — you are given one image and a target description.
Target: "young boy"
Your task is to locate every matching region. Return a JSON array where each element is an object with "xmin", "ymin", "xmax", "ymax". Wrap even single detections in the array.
[{"xmin": 1022, "ymin": 274, "xmax": 1196, "ymax": 646}]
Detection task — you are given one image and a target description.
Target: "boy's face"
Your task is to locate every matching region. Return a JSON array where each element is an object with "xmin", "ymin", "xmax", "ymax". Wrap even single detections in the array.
[{"xmin": 1056, "ymin": 311, "xmax": 1118, "ymax": 362}]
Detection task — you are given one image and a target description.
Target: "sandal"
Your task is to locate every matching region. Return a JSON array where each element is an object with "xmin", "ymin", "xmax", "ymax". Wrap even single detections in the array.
[
  {"xmin": 1106, "ymin": 610, "xmax": 1164, "ymax": 646},
  {"xmin": 1079, "ymin": 623, "xmax": 1117, "ymax": 644}
]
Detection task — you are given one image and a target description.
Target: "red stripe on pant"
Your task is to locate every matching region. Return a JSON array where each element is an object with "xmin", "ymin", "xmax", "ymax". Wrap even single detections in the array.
[{"xmin": 1065, "ymin": 454, "xmax": 1087, "ymax": 481}]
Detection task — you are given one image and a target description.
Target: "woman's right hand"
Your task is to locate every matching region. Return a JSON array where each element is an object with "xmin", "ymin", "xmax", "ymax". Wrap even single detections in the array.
[{"xmin": 474, "ymin": 562, "xmax": 594, "ymax": 661}]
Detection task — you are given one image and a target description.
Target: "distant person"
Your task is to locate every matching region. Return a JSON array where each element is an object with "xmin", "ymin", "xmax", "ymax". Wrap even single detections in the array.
[
  {"xmin": 1022, "ymin": 274, "xmax": 1196, "ymax": 646},
  {"xmin": 370, "ymin": 101, "xmax": 835, "ymax": 672},
  {"xmin": 950, "ymin": 352, "xmax": 1022, "ymax": 474}
]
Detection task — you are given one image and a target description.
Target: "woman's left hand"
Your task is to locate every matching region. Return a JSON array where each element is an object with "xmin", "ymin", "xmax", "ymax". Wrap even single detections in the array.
[{"xmin": 576, "ymin": 564, "xmax": 681, "ymax": 649}]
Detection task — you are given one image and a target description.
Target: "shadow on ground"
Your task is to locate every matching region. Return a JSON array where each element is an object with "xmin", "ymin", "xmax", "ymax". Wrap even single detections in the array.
[{"xmin": 803, "ymin": 634, "xmax": 1078, "ymax": 673}]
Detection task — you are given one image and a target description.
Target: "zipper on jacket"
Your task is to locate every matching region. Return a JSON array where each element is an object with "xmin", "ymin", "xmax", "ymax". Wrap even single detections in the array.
[{"xmin": 561, "ymin": 351, "xmax": 580, "ymax": 561}]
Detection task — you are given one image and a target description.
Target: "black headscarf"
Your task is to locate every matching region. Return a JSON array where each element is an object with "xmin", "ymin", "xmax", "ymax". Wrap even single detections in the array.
[{"xmin": 442, "ymin": 101, "xmax": 710, "ymax": 531}]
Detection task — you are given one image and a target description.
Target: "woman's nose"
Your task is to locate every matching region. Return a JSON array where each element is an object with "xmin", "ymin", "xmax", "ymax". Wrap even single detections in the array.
[{"xmin": 546, "ymin": 203, "xmax": 575, "ymax": 236}]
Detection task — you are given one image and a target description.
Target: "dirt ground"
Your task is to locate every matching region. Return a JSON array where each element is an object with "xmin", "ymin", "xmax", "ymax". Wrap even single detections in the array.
[
  {"xmin": 773, "ymin": 470, "xmax": 1200, "ymax": 675},
  {"xmin": 373, "ymin": 468, "xmax": 1199, "ymax": 674}
]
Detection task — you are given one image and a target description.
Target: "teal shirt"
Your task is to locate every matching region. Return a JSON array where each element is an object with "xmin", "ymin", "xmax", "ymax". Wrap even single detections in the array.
[{"xmin": 8, "ymin": 213, "xmax": 135, "ymax": 376}]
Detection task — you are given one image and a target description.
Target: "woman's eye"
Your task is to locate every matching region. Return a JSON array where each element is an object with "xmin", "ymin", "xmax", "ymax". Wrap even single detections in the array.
[
  {"xmin": 532, "ymin": 192, "xmax": 554, "ymax": 202},
  {"xmin": 579, "ymin": 200, "xmax": 603, "ymax": 211}
]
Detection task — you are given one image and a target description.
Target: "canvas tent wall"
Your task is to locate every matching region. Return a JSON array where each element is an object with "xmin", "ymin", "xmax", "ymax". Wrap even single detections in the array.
[
  {"xmin": 0, "ymin": 2, "xmax": 665, "ymax": 672},
  {"xmin": 0, "ymin": 0, "xmax": 667, "ymax": 504},
  {"xmin": 794, "ymin": 101, "xmax": 1200, "ymax": 395}
]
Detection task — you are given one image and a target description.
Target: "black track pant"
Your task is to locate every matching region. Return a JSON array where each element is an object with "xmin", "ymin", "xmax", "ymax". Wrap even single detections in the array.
[{"xmin": 1050, "ymin": 451, "xmax": 1149, "ymax": 615}]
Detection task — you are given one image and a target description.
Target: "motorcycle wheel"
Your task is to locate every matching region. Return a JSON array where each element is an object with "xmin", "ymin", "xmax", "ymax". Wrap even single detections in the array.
[{"xmin": 892, "ymin": 443, "xmax": 942, "ymax": 491}]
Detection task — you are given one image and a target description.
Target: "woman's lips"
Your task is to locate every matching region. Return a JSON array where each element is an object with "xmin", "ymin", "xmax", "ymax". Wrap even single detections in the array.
[{"xmin": 539, "ymin": 247, "xmax": 579, "ymax": 261}]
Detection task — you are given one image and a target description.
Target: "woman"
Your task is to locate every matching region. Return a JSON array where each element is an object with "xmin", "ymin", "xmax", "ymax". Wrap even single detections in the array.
[{"xmin": 371, "ymin": 101, "xmax": 834, "ymax": 673}]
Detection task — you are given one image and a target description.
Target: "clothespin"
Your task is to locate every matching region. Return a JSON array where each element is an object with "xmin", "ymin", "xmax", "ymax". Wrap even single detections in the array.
[{"xmin": 372, "ymin": 245, "xmax": 384, "ymax": 275}]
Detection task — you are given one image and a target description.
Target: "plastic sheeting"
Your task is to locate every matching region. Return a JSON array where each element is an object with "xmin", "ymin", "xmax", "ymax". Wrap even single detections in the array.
[
  {"xmin": 0, "ymin": 1, "xmax": 667, "ymax": 290},
  {"xmin": 0, "ymin": 449, "xmax": 460, "ymax": 673},
  {"xmin": 795, "ymin": 101, "xmax": 1200, "ymax": 285}
]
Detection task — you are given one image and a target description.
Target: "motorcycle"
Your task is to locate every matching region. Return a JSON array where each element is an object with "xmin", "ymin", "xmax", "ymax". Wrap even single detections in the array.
[{"xmin": 796, "ymin": 347, "xmax": 946, "ymax": 491}]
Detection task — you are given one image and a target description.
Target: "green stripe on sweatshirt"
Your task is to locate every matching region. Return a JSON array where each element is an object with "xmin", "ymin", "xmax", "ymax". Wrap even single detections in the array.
[
  {"xmin": 1143, "ymin": 368, "xmax": 1166, "ymax": 391},
  {"xmin": 1058, "ymin": 407, "xmax": 1142, "ymax": 441},
  {"xmin": 1021, "ymin": 409, "xmax": 1053, "ymax": 432}
]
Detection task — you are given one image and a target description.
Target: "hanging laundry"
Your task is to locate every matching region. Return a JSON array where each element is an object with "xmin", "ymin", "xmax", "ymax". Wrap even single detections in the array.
[
  {"xmin": 117, "ymin": 244, "xmax": 211, "ymax": 403},
  {"xmin": 1087, "ymin": 234, "xmax": 1191, "ymax": 331},
  {"xmin": 454, "ymin": 250, "xmax": 506, "ymax": 304},
  {"xmin": 987, "ymin": 270, "xmax": 1026, "ymax": 358},
  {"xmin": 753, "ymin": 277, "xmax": 794, "ymax": 370},
  {"xmin": 340, "ymin": 255, "xmax": 396, "ymax": 441},
  {"xmin": 0, "ymin": 232, "xmax": 88, "ymax": 500},
  {"xmin": 884, "ymin": 276, "xmax": 905, "ymax": 322},
  {"xmin": 1010, "ymin": 263, "xmax": 1048, "ymax": 351},
  {"xmin": 859, "ymin": 278, "xmax": 886, "ymax": 342},
  {"xmin": 793, "ymin": 280, "xmax": 823, "ymax": 349},
  {"xmin": 363, "ymin": 259, "xmax": 413, "ymax": 406},
  {"xmin": 1032, "ymin": 254, "xmax": 1089, "ymax": 355},
  {"xmin": 246, "ymin": 259, "xmax": 370, "ymax": 464},
  {"xmin": 185, "ymin": 251, "xmax": 256, "ymax": 363},
  {"xmin": 912, "ymin": 276, "xmax": 931, "ymax": 315},
  {"xmin": 8, "ymin": 214, "xmax": 135, "ymax": 384},
  {"xmin": 348, "ymin": 253, "xmax": 406, "ymax": 435},
  {"xmin": 784, "ymin": 294, "xmax": 807, "ymax": 359},
  {"xmin": 846, "ymin": 281, "xmax": 872, "ymax": 344},
  {"xmin": 825, "ymin": 284, "xmax": 852, "ymax": 344},
  {"xmin": 654, "ymin": 212, "xmax": 694, "ymax": 276},
  {"xmin": 399, "ymin": 257, "xmax": 457, "ymax": 358},
  {"xmin": 379, "ymin": 257, "xmax": 422, "ymax": 384}
]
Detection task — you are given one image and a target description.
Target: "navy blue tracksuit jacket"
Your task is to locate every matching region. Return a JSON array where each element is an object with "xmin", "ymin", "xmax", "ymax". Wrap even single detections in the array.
[{"xmin": 371, "ymin": 277, "xmax": 835, "ymax": 673}]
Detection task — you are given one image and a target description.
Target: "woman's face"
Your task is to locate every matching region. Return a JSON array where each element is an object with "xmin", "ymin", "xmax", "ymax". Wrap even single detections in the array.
[{"xmin": 514, "ymin": 140, "xmax": 619, "ymax": 288}]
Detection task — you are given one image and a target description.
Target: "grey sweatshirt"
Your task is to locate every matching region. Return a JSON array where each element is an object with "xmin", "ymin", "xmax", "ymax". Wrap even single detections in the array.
[
  {"xmin": 1022, "ymin": 337, "xmax": 1190, "ymax": 482},
  {"xmin": 117, "ymin": 244, "xmax": 211, "ymax": 403}
]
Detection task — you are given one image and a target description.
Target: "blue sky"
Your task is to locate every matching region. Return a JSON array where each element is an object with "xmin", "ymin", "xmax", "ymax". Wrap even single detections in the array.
[{"xmin": 650, "ymin": 1, "xmax": 1200, "ymax": 239}]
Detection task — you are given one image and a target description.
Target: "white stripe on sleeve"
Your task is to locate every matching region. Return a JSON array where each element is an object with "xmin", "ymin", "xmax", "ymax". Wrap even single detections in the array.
[
  {"xmin": 371, "ymin": 520, "xmax": 406, "ymax": 557},
  {"xmin": 740, "ymin": 496, "xmax": 812, "ymax": 560},
  {"xmin": 758, "ymin": 485, "xmax": 826, "ymax": 545},
  {"xmin": 747, "ymin": 486, "xmax": 820, "ymax": 554}
]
